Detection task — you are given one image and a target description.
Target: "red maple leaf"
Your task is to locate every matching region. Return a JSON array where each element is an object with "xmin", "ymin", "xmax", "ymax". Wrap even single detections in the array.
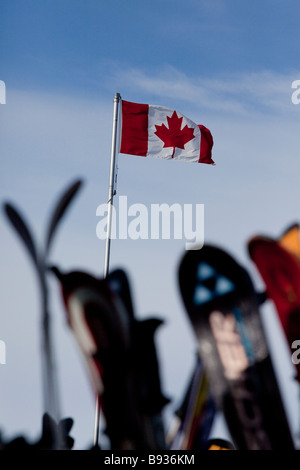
[{"xmin": 154, "ymin": 111, "xmax": 195, "ymax": 158}]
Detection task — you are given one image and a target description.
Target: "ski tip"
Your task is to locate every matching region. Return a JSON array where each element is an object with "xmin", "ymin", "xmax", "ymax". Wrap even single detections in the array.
[
  {"xmin": 256, "ymin": 290, "xmax": 268, "ymax": 305},
  {"xmin": 179, "ymin": 242, "xmax": 254, "ymax": 302},
  {"xmin": 133, "ymin": 318, "xmax": 165, "ymax": 341},
  {"xmin": 206, "ymin": 438, "xmax": 236, "ymax": 450},
  {"xmin": 247, "ymin": 235, "xmax": 274, "ymax": 258},
  {"xmin": 280, "ymin": 222, "xmax": 300, "ymax": 238},
  {"xmin": 49, "ymin": 265, "xmax": 63, "ymax": 280},
  {"xmin": 3, "ymin": 201, "xmax": 10, "ymax": 213},
  {"xmin": 3, "ymin": 201, "xmax": 16, "ymax": 215},
  {"xmin": 141, "ymin": 317, "xmax": 164, "ymax": 331}
]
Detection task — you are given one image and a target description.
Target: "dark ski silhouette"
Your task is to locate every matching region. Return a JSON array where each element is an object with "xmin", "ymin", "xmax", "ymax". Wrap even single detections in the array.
[{"xmin": 3, "ymin": 179, "xmax": 83, "ymax": 449}]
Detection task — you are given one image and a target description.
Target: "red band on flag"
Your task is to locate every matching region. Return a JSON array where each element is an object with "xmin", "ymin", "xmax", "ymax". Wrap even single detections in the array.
[
  {"xmin": 198, "ymin": 125, "xmax": 214, "ymax": 164},
  {"xmin": 120, "ymin": 100, "xmax": 149, "ymax": 157}
]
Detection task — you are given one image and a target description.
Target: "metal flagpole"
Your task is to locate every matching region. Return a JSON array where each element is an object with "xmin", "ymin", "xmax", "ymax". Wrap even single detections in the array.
[
  {"xmin": 103, "ymin": 92, "xmax": 121, "ymax": 278},
  {"xmin": 93, "ymin": 92, "xmax": 121, "ymax": 448}
]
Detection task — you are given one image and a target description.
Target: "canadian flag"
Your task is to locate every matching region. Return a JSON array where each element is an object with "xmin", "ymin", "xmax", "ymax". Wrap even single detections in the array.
[{"xmin": 119, "ymin": 100, "xmax": 214, "ymax": 165}]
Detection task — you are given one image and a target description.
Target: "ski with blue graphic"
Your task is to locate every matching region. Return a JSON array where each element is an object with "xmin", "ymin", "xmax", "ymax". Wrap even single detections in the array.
[{"xmin": 178, "ymin": 244, "xmax": 295, "ymax": 450}]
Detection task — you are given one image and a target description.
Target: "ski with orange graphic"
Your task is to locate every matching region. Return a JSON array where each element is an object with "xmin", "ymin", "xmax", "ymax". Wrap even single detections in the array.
[
  {"xmin": 178, "ymin": 244, "xmax": 295, "ymax": 450},
  {"xmin": 248, "ymin": 225, "xmax": 300, "ymax": 383}
]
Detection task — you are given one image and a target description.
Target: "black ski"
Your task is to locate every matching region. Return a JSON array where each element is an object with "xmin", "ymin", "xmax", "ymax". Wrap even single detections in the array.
[
  {"xmin": 52, "ymin": 266, "xmax": 168, "ymax": 450},
  {"xmin": 178, "ymin": 244, "xmax": 295, "ymax": 450}
]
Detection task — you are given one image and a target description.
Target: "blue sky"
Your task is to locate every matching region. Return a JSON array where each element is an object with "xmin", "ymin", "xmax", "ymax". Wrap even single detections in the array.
[
  {"xmin": 2, "ymin": 0, "xmax": 300, "ymax": 96},
  {"xmin": 1, "ymin": 0, "xmax": 300, "ymax": 450}
]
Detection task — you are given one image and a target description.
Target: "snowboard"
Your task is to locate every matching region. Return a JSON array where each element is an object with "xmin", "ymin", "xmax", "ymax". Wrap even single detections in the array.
[
  {"xmin": 178, "ymin": 244, "xmax": 295, "ymax": 450},
  {"xmin": 248, "ymin": 235, "xmax": 300, "ymax": 383}
]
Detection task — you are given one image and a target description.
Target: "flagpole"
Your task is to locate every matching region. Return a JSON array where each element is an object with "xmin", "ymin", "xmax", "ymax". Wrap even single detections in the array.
[
  {"xmin": 93, "ymin": 92, "xmax": 121, "ymax": 448},
  {"xmin": 103, "ymin": 92, "xmax": 121, "ymax": 278}
]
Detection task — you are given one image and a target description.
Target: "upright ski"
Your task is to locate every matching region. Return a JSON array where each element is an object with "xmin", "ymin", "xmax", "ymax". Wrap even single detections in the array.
[
  {"xmin": 167, "ymin": 356, "xmax": 215, "ymax": 450},
  {"xmin": 178, "ymin": 244, "xmax": 294, "ymax": 449},
  {"xmin": 279, "ymin": 223, "xmax": 300, "ymax": 262},
  {"xmin": 248, "ymin": 234, "xmax": 300, "ymax": 383},
  {"xmin": 52, "ymin": 266, "xmax": 168, "ymax": 450}
]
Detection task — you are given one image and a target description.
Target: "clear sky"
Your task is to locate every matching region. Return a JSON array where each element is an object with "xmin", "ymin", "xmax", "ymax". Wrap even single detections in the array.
[{"xmin": 1, "ymin": 0, "xmax": 300, "ymax": 449}]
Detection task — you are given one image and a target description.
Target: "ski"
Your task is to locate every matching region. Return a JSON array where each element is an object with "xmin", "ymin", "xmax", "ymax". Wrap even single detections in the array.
[
  {"xmin": 166, "ymin": 356, "xmax": 215, "ymax": 450},
  {"xmin": 3, "ymin": 178, "xmax": 83, "ymax": 449},
  {"xmin": 279, "ymin": 223, "xmax": 300, "ymax": 262},
  {"xmin": 248, "ymin": 234, "xmax": 300, "ymax": 383},
  {"xmin": 205, "ymin": 438, "xmax": 235, "ymax": 450},
  {"xmin": 178, "ymin": 244, "xmax": 295, "ymax": 449},
  {"xmin": 107, "ymin": 268, "xmax": 169, "ymax": 450},
  {"xmin": 52, "ymin": 266, "xmax": 168, "ymax": 450}
]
